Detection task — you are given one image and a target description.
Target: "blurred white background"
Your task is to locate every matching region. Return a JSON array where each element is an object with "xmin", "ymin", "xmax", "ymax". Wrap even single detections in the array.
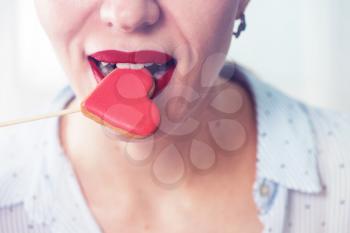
[{"xmin": 0, "ymin": 0, "xmax": 350, "ymax": 122}]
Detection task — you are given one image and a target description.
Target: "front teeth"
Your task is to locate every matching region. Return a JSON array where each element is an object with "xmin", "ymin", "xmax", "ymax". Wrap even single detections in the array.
[
  {"xmin": 97, "ymin": 61, "xmax": 172, "ymax": 78},
  {"xmin": 99, "ymin": 62, "xmax": 147, "ymax": 70},
  {"xmin": 130, "ymin": 64, "xmax": 145, "ymax": 69},
  {"xmin": 116, "ymin": 63, "xmax": 131, "ymax": 69},
  {"xmin": 117, "ymin": 63, "xmax": 145, "ymax": 69}
]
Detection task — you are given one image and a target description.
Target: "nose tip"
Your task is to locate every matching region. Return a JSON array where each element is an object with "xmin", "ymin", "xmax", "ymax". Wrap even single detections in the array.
[{"xmin": 100, "ymin": 0, "xmax": 160, "ymax": 33}]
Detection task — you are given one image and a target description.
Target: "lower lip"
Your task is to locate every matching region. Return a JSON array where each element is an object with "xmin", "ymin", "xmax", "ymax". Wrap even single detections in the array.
[{"xmin": 88, "ymin": 59, "xmax": 176, "ymax": 99}]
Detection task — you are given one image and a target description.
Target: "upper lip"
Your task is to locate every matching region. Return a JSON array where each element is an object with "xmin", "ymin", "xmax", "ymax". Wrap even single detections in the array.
[{"xmin": 88, "ymin": 50, "xmax": 175, "ymax": 64}]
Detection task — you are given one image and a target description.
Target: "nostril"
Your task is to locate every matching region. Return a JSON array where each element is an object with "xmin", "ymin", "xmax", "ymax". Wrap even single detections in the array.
[
  {"xmin": 120, "ymin": 23, "xmax": 134, "ymax": 32},
  {"xmin": 105, "ymin": 21, "xmax": 131, "ymax": 31}
]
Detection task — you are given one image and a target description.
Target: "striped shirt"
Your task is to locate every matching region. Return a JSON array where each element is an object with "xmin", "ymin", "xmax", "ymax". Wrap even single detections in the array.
[{"xmin": 0, "ymin": 64, "xmax": 350, "ymax": 233}]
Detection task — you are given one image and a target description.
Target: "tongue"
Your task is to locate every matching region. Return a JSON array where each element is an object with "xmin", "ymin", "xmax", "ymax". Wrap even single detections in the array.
[{"xmin": 81, "ymin": 68, "xmax": 160, "ymax": 138}]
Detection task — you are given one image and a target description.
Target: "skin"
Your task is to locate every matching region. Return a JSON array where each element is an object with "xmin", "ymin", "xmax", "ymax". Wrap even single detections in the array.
[{"xmin": 34, "ymin": 0, "xmax": 262, "ymax": 232}]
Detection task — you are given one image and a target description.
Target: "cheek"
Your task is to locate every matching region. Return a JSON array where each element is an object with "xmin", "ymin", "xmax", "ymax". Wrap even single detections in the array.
[
  {"xmin": 34, "ymin": 0, "xmax": 96, "ymax": 45},
  {"xmin": 196, "ymin": 2, "xmax": 236, "ymax": 52},
  {"xmin": 34, "ymin": 0, "xmax": 99, "ymax": 98},
  {"xmin": 167, "ymin": 1, "xmax": 236, "ymax": 87},
  {"xmin": 170, "ymin": 1, "xmax": 236, "ymax": 66}
]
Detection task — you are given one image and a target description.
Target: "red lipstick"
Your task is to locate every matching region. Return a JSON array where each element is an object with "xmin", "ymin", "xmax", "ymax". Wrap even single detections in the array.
[{"xmin": 88, "ymin": 50, "xmax": 176, "ymax": 98}]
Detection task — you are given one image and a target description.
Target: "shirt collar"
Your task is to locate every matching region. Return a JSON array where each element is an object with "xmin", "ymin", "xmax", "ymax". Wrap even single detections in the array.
[{"xmin": 235, "ymin": 64, "xmax": 322, "ymax": 193}]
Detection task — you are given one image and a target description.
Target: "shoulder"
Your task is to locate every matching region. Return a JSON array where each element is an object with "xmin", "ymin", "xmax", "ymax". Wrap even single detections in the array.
[
  {"xmin": 0, "ymin": 86, "xmax": 73, "ymax": 208},
  {"xmin": 0, "ymin": 116, "xmax": 47, "ymax": 170},
  {"xmin": 0, "ymin": 85, "xmax": 73, "ymax": 172},
  {"xmin": 0, "ymin": 124, "xmax": 36, "ymax": 174},
  {"xmin": 0, "ymin": 120, "xmax": 47, "ymax": 209}
]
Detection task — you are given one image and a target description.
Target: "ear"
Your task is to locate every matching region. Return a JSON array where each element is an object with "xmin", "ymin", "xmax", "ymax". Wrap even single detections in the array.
[{"xmin": 236, "ymin": 0, "xmax": 250, "ymax": 19}]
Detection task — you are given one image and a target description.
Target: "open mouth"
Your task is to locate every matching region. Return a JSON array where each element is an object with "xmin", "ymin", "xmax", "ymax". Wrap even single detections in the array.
[{"xmin": 88, "ymin": 50, "xmax": 177, "ymax": 98}]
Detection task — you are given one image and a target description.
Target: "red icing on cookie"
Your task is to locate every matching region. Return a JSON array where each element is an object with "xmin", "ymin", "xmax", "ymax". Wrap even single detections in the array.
[{"xmin": 81, "ymin": 68, "xmax": 160, "ymax": 138}]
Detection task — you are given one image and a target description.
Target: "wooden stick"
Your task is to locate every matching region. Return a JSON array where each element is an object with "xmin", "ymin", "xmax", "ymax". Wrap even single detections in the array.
[{"xmin": 0, "ymin": 106, "xmax": 81, "ymax": 128}]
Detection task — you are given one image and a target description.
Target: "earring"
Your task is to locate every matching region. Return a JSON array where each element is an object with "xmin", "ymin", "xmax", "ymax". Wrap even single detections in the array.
[{"xmin": 233, "ymin": 14, "xmax": 246, "ymax": 38}]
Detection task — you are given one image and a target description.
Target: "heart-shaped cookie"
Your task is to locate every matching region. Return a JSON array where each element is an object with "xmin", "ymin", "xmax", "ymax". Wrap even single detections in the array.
[{"xmin": 81, "ymin": 68, "xmax": 160, "ymax": 138}]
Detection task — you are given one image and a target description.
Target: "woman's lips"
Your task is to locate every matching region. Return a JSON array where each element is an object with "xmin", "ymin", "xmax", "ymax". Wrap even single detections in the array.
[
  {"xmin": 90, "ymin": 50, "xmax": 174, "ymax": 64},
  {"xmin": 87, "ymin": 50, "xmax": 177, "ymax": 98}
]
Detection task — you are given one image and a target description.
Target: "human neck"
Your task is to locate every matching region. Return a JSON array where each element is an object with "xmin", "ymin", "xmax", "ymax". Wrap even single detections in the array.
[{"xmin": 59, "ymin": 78, "xmax": 257, "ymax": 196}]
